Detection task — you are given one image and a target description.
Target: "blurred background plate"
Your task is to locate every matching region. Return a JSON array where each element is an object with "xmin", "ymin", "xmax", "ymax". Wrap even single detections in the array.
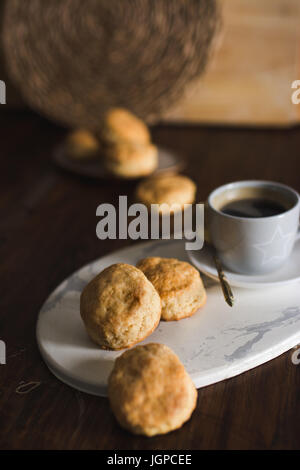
[{"xmin": 53, "ymin": 144, "xmax": 185, "ymax": 180}]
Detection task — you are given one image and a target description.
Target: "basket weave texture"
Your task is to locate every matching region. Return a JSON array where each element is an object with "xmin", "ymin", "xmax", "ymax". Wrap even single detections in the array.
[{"xmin": 2, "ymin": 0, "xmax": 220, "ymax": 128}]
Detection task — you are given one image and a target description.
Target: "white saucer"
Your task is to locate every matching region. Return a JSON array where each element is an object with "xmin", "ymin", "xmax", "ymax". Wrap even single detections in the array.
[
  {"xmin": 188, "ymin": 238, "xmax": 300, "ymax": 289},
  {"xmin": 37, "ymin": 239, "xmax": 300, "ymax": 396}
]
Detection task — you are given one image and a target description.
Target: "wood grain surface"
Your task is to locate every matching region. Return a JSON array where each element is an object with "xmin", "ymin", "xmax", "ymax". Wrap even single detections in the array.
[
  {"xmin": 0, "ymin": 111, "xmax": 299, "ymax": 450},
  {"xmin": 165, "ymin": 0, "xmax": 300, "ymax": 126}
]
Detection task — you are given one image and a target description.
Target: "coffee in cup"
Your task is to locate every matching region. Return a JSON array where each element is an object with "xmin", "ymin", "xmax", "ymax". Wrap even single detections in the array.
[{"xmin": 207, "ymin": 180, "xmax": 300, "ymax": 275}]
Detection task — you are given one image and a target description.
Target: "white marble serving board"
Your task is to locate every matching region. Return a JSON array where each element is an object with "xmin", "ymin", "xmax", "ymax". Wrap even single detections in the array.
[{"xmin": 36, "ymin": 239, "xmax": 300, "ymax": 396}]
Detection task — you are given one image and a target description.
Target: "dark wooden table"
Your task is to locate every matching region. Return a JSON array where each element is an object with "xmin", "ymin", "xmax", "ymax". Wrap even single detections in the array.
[{"xmin": 1, "ymin": 110, "xmax": 299, "ymax": 450}]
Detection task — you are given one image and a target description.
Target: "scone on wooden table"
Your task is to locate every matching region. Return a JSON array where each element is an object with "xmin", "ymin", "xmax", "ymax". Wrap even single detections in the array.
[
  {"xmin": 80, "ymin": 263, "xmax": 161, "ymax": 350},
  {"xmin": 108, "ymin": 343, "xmax": 197, "ymax": 437},
  {"xmin": 135, "ymin": 174, "xmax": 196, "ymax": 214},
  {"xmin": 137, "ymin": 257, "xmax": 206, "ymax": 321},
  {"xmin": 101, "ymin": 108, "xmax": 150, "ymax": 145},
  {"xmin": 105, "ymin": 140, "xmax": 158, "ymax": 179},
  {"xmin": 65, "ymin": 129, "xmax": 99, "ymax": 160}
]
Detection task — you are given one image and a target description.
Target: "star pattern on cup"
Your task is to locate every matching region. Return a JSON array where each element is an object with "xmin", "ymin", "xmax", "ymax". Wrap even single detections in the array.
[{"xmin": 253, "ymin": 226, "xmax": 295, "ymax": 266}]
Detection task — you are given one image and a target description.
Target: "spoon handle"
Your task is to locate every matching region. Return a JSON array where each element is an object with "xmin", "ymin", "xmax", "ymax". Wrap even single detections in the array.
[{"xmin": 212, "ymin": 251, "xmax": 235, "ymax": 307}]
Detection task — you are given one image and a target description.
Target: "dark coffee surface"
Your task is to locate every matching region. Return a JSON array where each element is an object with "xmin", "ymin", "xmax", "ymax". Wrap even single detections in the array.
[{"xmin": 221, "ymin": 197, "xmax": 286, "ymax": 218}]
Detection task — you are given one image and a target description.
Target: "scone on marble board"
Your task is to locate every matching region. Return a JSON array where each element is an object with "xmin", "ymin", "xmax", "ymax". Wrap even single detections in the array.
[
  {"xmin": 137, "ymin": 257, "xmax": 206, "ymax": 321},
  {"xmin": 80, "ymin": 263, "xmax": 161, "ymax": 350}
]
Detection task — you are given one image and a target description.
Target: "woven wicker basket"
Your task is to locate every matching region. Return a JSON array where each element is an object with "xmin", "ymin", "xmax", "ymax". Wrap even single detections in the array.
[{"xmin": 2, "ymin": 0, "xmax": 220, "ymax": 129}]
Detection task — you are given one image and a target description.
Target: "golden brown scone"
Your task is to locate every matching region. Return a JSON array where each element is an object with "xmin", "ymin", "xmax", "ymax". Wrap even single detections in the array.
[
  {"xmin": 65, "ymin": 129, "xmax": 99, "ymax": 160},
  {"xmin": 135, "ymin": 174, "xmax": 196, "ymax": 214},
  {"xmin": 80, "ymin": 263, "xmax": 161, "ymax": 350},
  {"xmin": 101, "ymin": 108, "xmax": 150, "ymax": 145},
  {"xmin": 137, "ymin": 257, "xmax": 206, "ymax": 321},
  {"xmin": 104, "ymin": 141, "xmax": 158, "ymax": 178},
  {"xmin": 108, "ymin": 343, "xmax": 197, "ymax": 436}
]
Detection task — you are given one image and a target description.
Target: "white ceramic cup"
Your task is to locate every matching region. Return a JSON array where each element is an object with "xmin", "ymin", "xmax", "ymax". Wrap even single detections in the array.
[{"xmin": 207, "ymin": 180, "xmax": 300, "ymax": 275}]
